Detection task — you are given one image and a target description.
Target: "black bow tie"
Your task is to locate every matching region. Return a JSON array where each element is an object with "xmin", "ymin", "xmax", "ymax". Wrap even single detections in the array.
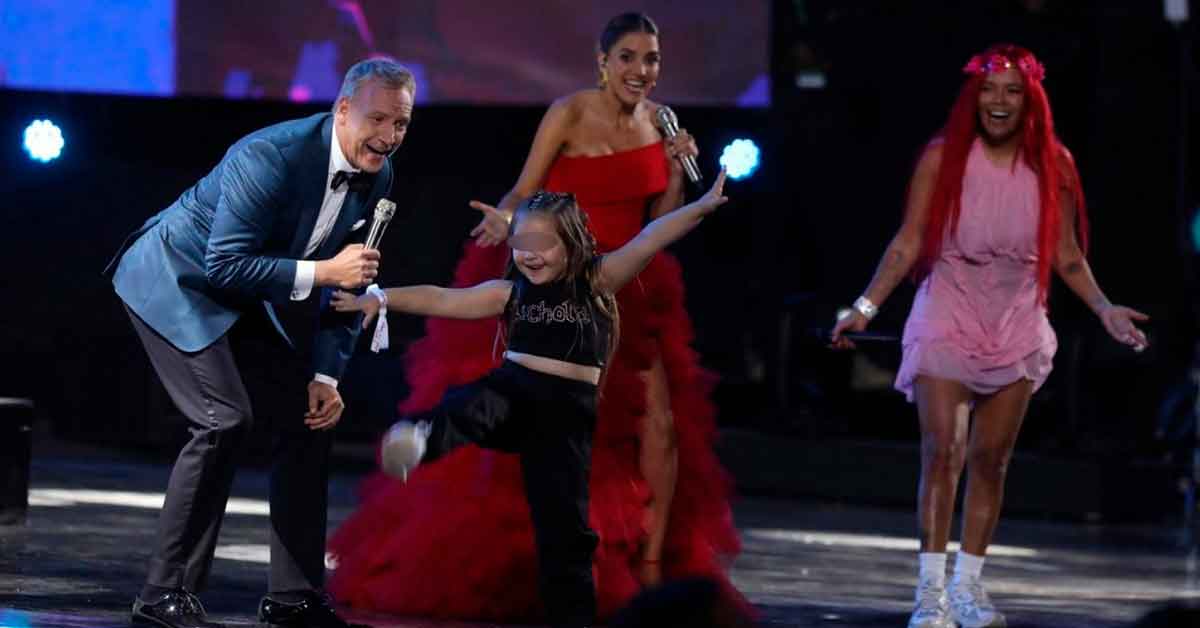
[{"xmin": 331, "ymin": 170, "xmax": 371, "ymax": 193}]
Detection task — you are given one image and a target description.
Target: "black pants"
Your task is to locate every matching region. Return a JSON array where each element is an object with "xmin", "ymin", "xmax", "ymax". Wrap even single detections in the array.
[
  {"xmin": 416, "ymin": 360, "xmax": 599, "ymax": 628},
  {"xmin": 127, "ymin": 305, "xmax": 330, "ymax": 595}
]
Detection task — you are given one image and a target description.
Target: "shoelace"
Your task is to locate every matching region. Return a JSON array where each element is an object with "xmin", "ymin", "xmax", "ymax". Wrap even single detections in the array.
[
  {"xmin": 176, "ymin": 592, "xmax": 206, "ymax": 616},
  {"xmin": 955, "ymin": 580, "xmax": 991, "ymax": 605},
  {"xmin": 914, "ymin": 582, "xmax": 945, "ymax": 615},
  {"xmin": 951, "ymin": 579, "xmax": 999, "ymax": 622}
]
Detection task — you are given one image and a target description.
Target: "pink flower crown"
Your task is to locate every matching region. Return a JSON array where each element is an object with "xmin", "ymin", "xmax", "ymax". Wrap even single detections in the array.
[{"xmin": 962, "ymin": 53, "xmax": 1045, "ymax": 82}]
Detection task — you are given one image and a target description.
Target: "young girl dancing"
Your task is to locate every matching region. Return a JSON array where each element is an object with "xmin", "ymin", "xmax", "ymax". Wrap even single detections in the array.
[{"xmin": 331, "ymin": 171, "xmax": 728, "ymax": 628}]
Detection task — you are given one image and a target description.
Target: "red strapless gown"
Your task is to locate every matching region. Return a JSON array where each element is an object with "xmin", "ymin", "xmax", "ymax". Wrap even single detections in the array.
[{"xmin": 328, "ymin": 142, "xmax": 742, "ymax": 622}]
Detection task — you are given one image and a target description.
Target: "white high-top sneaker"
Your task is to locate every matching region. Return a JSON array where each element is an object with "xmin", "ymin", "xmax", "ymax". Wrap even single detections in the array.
[
  {"xmin": 908, "ymin": 578, "xmax": 957, "ymax": 628},
  {"xmin": 947, "ymin": 574, "xmax": 1006, "ymax": 628},
  {"xmin": 380, "ymin": 421, "xmax": 430, "ymax": 481}
]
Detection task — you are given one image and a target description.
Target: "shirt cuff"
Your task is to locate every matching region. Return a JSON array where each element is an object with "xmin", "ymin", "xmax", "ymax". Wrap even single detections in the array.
[
  {"xmin": 291, "ymin": 260, "xmax": 316, "ymax": 301},
  {"xmin": 312, "ymin": 373, "xmax": 339, "ymax": 389}
]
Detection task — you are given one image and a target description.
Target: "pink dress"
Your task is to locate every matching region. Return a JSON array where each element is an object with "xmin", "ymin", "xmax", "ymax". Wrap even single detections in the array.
[{"xmin": 895, "ymin": 139, "xmax": 1056, "ymax": 402}]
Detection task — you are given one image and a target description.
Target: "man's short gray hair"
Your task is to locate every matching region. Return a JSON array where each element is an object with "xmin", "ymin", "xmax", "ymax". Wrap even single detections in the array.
[{"xmin": 334, "ymin": 58, "xmax": 416, "ymax": 110}]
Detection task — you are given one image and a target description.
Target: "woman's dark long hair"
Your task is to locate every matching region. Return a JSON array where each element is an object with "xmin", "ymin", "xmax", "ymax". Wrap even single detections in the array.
[{"xmin": 599, "ymin": 12, "xmax": 659, "ymax": 55}]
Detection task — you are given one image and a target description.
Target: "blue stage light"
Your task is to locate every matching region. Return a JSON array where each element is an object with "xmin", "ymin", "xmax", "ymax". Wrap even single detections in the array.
[
  {"xmin": 23, "ymin": 119, "xmax": 64, "ymax": 163},
  {"xmin": 1192, "ymin": 207, "xmax": 1200, "ymax": 252},
  {"xmin": 718, "ymin": 138, "xmax": 760, "ymax": 180}
]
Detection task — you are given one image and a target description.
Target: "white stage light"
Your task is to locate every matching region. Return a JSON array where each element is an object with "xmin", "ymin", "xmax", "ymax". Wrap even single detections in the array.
[
  {"xmin": 719, "ymin": 138, "xmax": 760, "ymax": 180},
  {"xmin": 23, "ymin": 119, "xmax": 64, "ymax": 163}
]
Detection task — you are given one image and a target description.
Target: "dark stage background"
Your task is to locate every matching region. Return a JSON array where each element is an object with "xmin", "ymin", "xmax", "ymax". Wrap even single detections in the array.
[{"xmin": 1, "ymin": 1, "xmax": 1198, "ymax": 518}]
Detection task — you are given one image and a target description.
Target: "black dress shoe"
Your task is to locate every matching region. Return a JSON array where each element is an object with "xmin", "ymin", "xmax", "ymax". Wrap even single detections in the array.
[
  {"xmin": 131, "ymin": 590, "xmax": 224, "ymax": 628},
  {"xmin": 257, "ymin": 591, "xmax": 370, "ymax": 628}
]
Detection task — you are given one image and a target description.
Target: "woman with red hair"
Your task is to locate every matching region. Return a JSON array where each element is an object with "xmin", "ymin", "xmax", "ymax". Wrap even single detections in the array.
[{"xmin": 832, "ymin": 44, "xmax": 1148, "ymax": 628}]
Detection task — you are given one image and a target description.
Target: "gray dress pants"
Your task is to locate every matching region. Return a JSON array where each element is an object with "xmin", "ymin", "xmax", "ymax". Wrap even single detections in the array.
[{"xmin": 127, "ymin": 305, "xmax": 331, "ymax": 595}]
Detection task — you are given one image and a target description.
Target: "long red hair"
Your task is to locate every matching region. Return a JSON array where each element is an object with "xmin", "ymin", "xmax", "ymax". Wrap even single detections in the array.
[{"xmin": 913, "ymin": 44, "xmax": 1088, "ymax": 305}]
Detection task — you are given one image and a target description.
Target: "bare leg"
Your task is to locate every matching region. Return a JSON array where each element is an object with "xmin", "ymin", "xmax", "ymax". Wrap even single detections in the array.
[
  {"xmin": 914, "ymin": 376, "xmax": 973, "ymax": 552},
  {"xmin": 959, "ymin": 379, "xmax": 1033, "ymax": 556},
  {"xmin": 638, "ymin": 353, "xmax": 677, "ymax": 586}
]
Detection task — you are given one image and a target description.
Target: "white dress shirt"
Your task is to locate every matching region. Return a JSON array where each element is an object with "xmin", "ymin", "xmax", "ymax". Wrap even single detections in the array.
[
  {"xmin": 289, "ymin": 125, "xmax": 358, "ymax": 388},
  {"xmin": 291, "ymin": 125, "xmax": 358, "ymax": 301}
]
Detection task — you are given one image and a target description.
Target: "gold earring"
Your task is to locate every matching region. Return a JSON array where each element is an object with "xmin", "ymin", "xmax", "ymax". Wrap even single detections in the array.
[{"xmin": 598, "ymin": 67, "xmax": 608, "ymax": 88}]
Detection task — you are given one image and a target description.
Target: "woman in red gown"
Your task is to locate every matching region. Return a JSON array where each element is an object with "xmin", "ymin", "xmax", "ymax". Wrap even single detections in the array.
[{"xmin": 328, "ymin": 13, "xmax": 742, "ymax": 622}]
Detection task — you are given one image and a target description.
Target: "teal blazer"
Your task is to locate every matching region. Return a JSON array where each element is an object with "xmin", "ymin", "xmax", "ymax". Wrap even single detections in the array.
[{"xmin": 105, "ymin": 113, "xmax": 391, "ymax": 380}]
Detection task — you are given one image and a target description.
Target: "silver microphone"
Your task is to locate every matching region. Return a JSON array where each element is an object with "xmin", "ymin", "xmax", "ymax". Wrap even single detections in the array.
[
  {"xmin": 654, "ymin": 106, "xmax": 702, "ymax": 186},
  {"xmin": 364, "ymin": 199, "xmax": 397, "ymax": 250}
]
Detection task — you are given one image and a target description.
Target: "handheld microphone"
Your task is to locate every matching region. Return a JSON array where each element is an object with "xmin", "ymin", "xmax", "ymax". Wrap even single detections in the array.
[
  {"xmin": 365, "ymin": 199, "xmax": 396, "ymax": 250},
  {"xmin": 654, "ymin": 106, "xmax": 702, "ymax": 186},
  {"xmin": 811, "ymin": 327, "xmax": 900, "ymax": 344},
  {"xmin": 363, "ymin": 198, "xmax": 397, "ymax": 354}
]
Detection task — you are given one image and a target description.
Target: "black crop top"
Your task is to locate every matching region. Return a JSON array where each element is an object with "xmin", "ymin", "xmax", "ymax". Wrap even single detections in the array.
[{"xmin": 505, "ymin": 270, "xmax": 612, "ymax": 368}]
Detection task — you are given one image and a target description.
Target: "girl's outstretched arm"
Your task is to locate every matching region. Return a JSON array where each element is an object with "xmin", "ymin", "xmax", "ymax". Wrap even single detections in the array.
[
  {"xmin": 332, "ymin": 280, "xmax": 512, "ymax": 327},
  {"xmin": 598, "ymin": 169, "xmax": 729, "ymax": 292}
]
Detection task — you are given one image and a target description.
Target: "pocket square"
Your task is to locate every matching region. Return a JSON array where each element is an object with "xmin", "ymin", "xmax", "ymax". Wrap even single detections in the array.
[{"xmin": 350, "ymin": 219, "xmax": 366, "ymax": 231}]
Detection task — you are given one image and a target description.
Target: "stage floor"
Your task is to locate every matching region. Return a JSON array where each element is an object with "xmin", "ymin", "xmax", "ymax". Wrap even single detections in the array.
[{"xmin": 1, "ymin": 447, "xmax": 1197, "ymax": 627}]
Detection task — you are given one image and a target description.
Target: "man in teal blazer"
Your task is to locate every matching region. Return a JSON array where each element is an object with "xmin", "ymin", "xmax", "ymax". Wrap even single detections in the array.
[{"xmin": 106, "ymin": 58, "xmax": 413, "ymax": 628}]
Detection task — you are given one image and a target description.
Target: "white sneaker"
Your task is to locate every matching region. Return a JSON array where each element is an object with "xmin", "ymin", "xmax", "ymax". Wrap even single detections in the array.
[
  {"xmin": 908, "ymin": 579, "xmax": 956, "ymax": 628},
  {"xmin": 948, "ymin": 575, "xmax": 1006, "ymax": 628},
  {"xmin": 380, "ymin": 421, "xmax": 430, "ymax": 481}
]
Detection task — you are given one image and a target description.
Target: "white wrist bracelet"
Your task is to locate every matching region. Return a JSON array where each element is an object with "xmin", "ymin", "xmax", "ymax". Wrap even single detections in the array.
[
  {"xmin": 364, "ymin": 284, "xmax": 389, "ymax": 352},
  {"xmin": 853, "ymin": 296, "xmax": 878, "ymax": 320},
  {"xmin": 366, "ymin": 284, "xmax": 387, "ymax": 306}
]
